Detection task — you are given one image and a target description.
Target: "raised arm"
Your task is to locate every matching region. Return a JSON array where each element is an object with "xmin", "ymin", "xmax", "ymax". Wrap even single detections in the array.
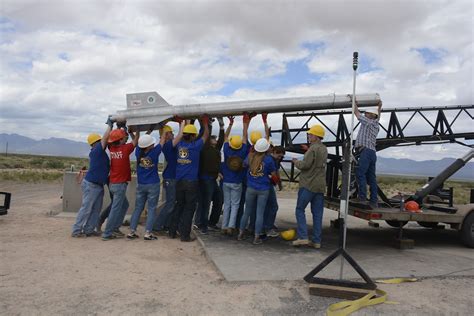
[
  {"xmin": 159, "ymin": 130, "xmax": 166, "ymax": 146},
  {"xmin": 217, "ymin": 117, "xmax": 225, "ymax": 150},
  {"xmin": 129, "ymin": 129, "xmax": 140, "ymax": 147},
  {"xmin": 199, "ymin": 115, "xmax": 210, "ymax": 143},
  {"xmin": 172, "ymin": 121, "xmax": 185, "ymax": 147},
  {"xmin": 262, "ymin": 113, "xmax": 270, "ymax": 140},
  {"xmin": 242, "ymin": 113, "xmax": 251, "ymax": 144},
  {"xmin": 224, "ymin": 116, "xmax": 234, "ymax": 142},
  {"xmin": 102, "ymin": 116, "xmax": 114, "ymax": 149},
  {"xmin": 377, "ymin": 100, "xmax": 382, "ymax": 121},
  {"xmin": 354, "ymin": 98, "xmax": 361, "ymax": 119}
]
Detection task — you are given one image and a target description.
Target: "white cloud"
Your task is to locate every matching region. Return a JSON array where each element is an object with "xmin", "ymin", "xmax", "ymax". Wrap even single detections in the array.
[{"xmin": 0, "ymin": 0, "xmax": 472, "ymax": 160}]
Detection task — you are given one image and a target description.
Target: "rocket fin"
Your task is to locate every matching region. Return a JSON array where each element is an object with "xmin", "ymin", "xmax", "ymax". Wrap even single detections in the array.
[{"xmin": 126, "ymin": 91, "xmax": 170, "ymax": 109}]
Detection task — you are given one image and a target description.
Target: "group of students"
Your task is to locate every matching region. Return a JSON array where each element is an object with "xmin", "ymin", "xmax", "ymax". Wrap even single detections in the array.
[{"xmin": 72, "ymin": 100, "xmax": 381, "ymax": 248}]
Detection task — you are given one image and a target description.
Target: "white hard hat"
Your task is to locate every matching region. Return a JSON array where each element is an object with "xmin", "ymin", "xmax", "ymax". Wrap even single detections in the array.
[
  {"xmin": 254, "ymin": 138, "xmax": 270, "ymax": 153},
  {"xmin": 138, "ymin": 134, "xmax": 156, "ymax": 148},
  {"xmin": 364, "ymin": 107, "xmax": 379, "ymax": 116}
]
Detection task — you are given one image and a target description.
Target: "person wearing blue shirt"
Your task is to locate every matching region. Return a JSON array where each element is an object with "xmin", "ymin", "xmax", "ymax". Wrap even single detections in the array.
[
  {"xmin": 238, "ymin": 138, "xmax": 279, "ymax": 245},
  {"xmin": 263, "ymin": 146, "xmax": 285, "ymax": 238},
  {"xmin": 220, "ymin": 114, "xmax": 251, "ymax": 235},
  {"xmin": 71, "ymin": 118, "xmax": 112, "ymax": 237},
  {"xmin": 153, "ymin": 125, "xmax": 177, "ymax": 233},
  {"xmin": 127, "ymin": 133, "xmax": 165, "ymax": 241},
  {"xmin": 168, "ymin": 117, "xmax": 209, "ymax": 242}
]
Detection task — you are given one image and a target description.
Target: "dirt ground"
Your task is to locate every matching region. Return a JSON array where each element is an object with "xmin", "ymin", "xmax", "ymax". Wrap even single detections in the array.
[{"xmin": 0, "ymin": 181, "xmax": 473, "ymax": 315}]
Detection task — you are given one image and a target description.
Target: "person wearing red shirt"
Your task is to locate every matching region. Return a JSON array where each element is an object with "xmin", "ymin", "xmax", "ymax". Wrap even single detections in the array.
[{"xmin": 102, "ymin": 127, "xmax": 139, "ymax": 240}]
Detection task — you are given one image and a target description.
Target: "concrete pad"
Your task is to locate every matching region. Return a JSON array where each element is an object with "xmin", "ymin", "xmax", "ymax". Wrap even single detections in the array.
[{"xmin": 197, "ymin": 197, "xmax": 474, "ymax": 282}]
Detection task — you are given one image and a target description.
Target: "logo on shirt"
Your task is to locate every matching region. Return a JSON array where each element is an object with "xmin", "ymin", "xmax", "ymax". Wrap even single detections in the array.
[
  {"xmin": 177, "ymin": 147, "xmax": 191, "ymax": 164},
  {"xmin": 249, "ymin": 162, "xmax": 264, "ymax": 177},
  {"xmin": 110, "ymin": 151, "xmax": 123, "ymax": 159},
  {"xmin": 139, "ymin": 157, "xmax": 154, "ymax": 169}
]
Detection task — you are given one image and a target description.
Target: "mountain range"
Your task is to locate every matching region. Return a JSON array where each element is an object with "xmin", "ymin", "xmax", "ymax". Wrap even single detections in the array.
[{"xmin": 0, "ymin": 133, "xmax": 472, "ymax": 180}]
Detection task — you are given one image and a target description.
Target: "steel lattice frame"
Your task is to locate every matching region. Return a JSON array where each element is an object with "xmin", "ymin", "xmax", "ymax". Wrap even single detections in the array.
[{"xmin": 272, "ymin": 104, "xmax": 474, "ymax": 199}]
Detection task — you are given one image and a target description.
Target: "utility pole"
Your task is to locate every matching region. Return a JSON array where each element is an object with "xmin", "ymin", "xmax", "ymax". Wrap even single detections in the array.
[{"xmin": 5, "ymin": 141, "xmax": 8, "ymax": 157}]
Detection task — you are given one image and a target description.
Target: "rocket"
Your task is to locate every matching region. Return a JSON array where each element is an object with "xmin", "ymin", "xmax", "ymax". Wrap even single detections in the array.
[{"xmin": 111, "ymin": 91, "xmax": 381, "ymax": 131}]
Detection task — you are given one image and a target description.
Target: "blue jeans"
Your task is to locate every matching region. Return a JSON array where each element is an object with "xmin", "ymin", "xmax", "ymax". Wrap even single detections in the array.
[
  {"xmin": 295, "ymin": 188, "xmax": 324, "ymax": 243},
  {"xmin": 72, "ymin": 179, "xmax": 104, "ymax": 234},
  {"xmin": 222, "ymin": 182, "xmax": 242, "ymax": 228},
  {"xmin": 130, "ymin": 183, "xmax": 160, "ymax": 232},
  {"xmin": 356, "ymin": 148, "xmax": 378, "ymax": 203},
  {"xmin": 236, "ymin": 183, "xmax": 247, "ymax": 228},
  {"xmin": 153, "ymin": 178, "xmax": 176, "ymax": 231},
  {"xmin": 198, "ymin": 178, "xmax": 218, "ymax": 231},
  {"xmin": 103, "ymin": 182, "xmax": 129, "ymax": 238},
  {"xmin": 263, "ymin": 186, "xmax": 278, "ymax": 231},
  {"xmin": 239, "ymin": 187, "xmax": 269, "ymax": 236}
]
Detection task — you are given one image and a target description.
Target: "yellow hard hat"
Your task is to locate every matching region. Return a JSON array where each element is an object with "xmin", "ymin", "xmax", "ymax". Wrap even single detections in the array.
[
  {"xmin": 229, "ymin": 135, "xmax": 243, "ymax": 150},
  {"xmin": 281, "ymin": 229, "xmax": 296, "ymax": 241},
  {"xmin": 183, "ymin": 124, "xmax": 198, "ymax": 135},
  {"xmin": 87, "ymin": 133, "xmax": 102, "ymax": 146},
  {"xmin": 307, "ymin": 125, "xmax": 325, "ymax": 138},
  {"xmin": 250, "ymin": 131, "xmax": 262, "ymax": 145},
  {"xmin": 159, "ymin": 125, "xmax": 173, "ymax": 135}
]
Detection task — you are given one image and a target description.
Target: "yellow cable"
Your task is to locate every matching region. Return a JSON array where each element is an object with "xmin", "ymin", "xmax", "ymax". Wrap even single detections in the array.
[{"xmin": 326, "ymin": 278, "xmax": 417, "ymax": 315}]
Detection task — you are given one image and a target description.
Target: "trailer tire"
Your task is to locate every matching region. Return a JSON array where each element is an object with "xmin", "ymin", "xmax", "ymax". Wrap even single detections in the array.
[
  {"xmin": 417, "ymin": 221, "xmax": 439, "ymax": 228},
  {"xmin": 460, "ymin": 212, "xmax": 474, "ymax": 248},
  {"xmin": 385, "ymin": 220, "xmax": 408, "ymax": 228}
]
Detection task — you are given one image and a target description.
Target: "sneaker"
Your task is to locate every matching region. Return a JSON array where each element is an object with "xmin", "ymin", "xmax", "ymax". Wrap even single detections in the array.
[
  {"xmin": 71, "ymin": 232, "xmax": 85, "ymax": 238},
  {"xmin": 310, "ymin": 241, "xmax": 321, "ymax": 249},
  {"xmin": 113, "ymin": 229, "xmax": 125, "ymax": 237},
  {"xmin": 369, "ymin": 202, "xmax": 378, "ymax": 209},
  {"xmin": 267, "ymin": 229, "xmax": 279, "ymax": 238},
  {"xmin": 102, "ymin": 235, "xmax": 117, "ymax": 241},
  {"xmin": 292, "ymin": 239, "xmax": 310, "ymax": 247},
  {"xmin": 85, "ymin": 231, "xmax": 101, "ymax": 237},
  {"xmin": 144, "ymin": 233, "xmax": 158, "ymax": 241},
  {"xmin": 127, "ymin": 232, "xmax": 139, "ymax": 239},
  {"xmin": 199, "ymin": 228, "xmax": 209, "ymax": 235},
  {"xmin": 237, "ymin": 230, "xmax": 246, "ymax": 241},
  {"xmin": 208, "ymin": 224, "xmax": 219, "ymax": 231},
  {"xmin": 193, "ymin": 224, "xmax": 199, "ymax": 230},
  {"xmin": 253, "ymin": 236, "xmax": 263, "ymax": 245}
]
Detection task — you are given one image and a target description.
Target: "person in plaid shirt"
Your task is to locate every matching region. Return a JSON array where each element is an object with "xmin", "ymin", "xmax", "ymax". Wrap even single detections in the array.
[{"xmin": 355, "ymin": 100, "xmax": 382, "ymax": 209}]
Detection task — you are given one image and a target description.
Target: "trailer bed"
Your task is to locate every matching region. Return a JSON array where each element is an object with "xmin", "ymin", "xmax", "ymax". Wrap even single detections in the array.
[{"xmin": 325, "ymin": 199, "xmax": 464, "ymax": 224}]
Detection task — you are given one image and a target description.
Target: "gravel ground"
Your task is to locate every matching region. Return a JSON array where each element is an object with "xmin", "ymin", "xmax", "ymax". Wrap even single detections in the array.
[{"xmin": 0, "ymin": 181, "xmax": 472, "ymax": 315}]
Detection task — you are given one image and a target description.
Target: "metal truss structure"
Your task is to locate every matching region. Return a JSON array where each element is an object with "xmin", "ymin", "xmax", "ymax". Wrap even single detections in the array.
[{"xmin": 273, "ymin": 104, "xmax": 474, "ymax": 200}]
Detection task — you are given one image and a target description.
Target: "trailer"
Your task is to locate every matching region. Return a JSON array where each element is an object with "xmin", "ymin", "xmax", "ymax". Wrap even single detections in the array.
[{"xmin": 274, "ymin": 105, "xmax": 474, "ymax": 248}]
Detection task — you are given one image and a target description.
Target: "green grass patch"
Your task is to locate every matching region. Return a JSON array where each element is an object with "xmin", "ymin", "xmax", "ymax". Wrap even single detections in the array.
[
  {"xmin": 0, "ymin": 153, "xmax": 89, "ymax": 171},
  {"xmin": 0, "ymin": 170, "xmax": 63, "ymax": 182}
]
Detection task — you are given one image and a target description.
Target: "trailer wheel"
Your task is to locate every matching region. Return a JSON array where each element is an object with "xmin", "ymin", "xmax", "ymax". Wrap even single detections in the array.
[
  {"xmin": 460, "ymin": 212, "xmax": 474, "ymax": 248},
  {"xmin": 385, "ymin": 220, "xmax": 408, "ymax": 228},
  {"xmin": 417, "ymin": 221, "xmax": 439, "ymax": 228}
]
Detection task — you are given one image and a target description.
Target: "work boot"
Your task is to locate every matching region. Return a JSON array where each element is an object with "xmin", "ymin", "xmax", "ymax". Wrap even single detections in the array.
[
  {"xmin": 226, "ymin": 228, "xmax": 234, "ymax": 236},
  {"xmin": 292, "ymin": 239, "xmax": 309, "ymax": 247}
]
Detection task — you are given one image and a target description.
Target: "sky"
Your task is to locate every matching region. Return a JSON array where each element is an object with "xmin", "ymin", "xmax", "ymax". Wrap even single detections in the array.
[{"xmin": 0, "ymin": 0, "xmax": 473, "ymax": 161}]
